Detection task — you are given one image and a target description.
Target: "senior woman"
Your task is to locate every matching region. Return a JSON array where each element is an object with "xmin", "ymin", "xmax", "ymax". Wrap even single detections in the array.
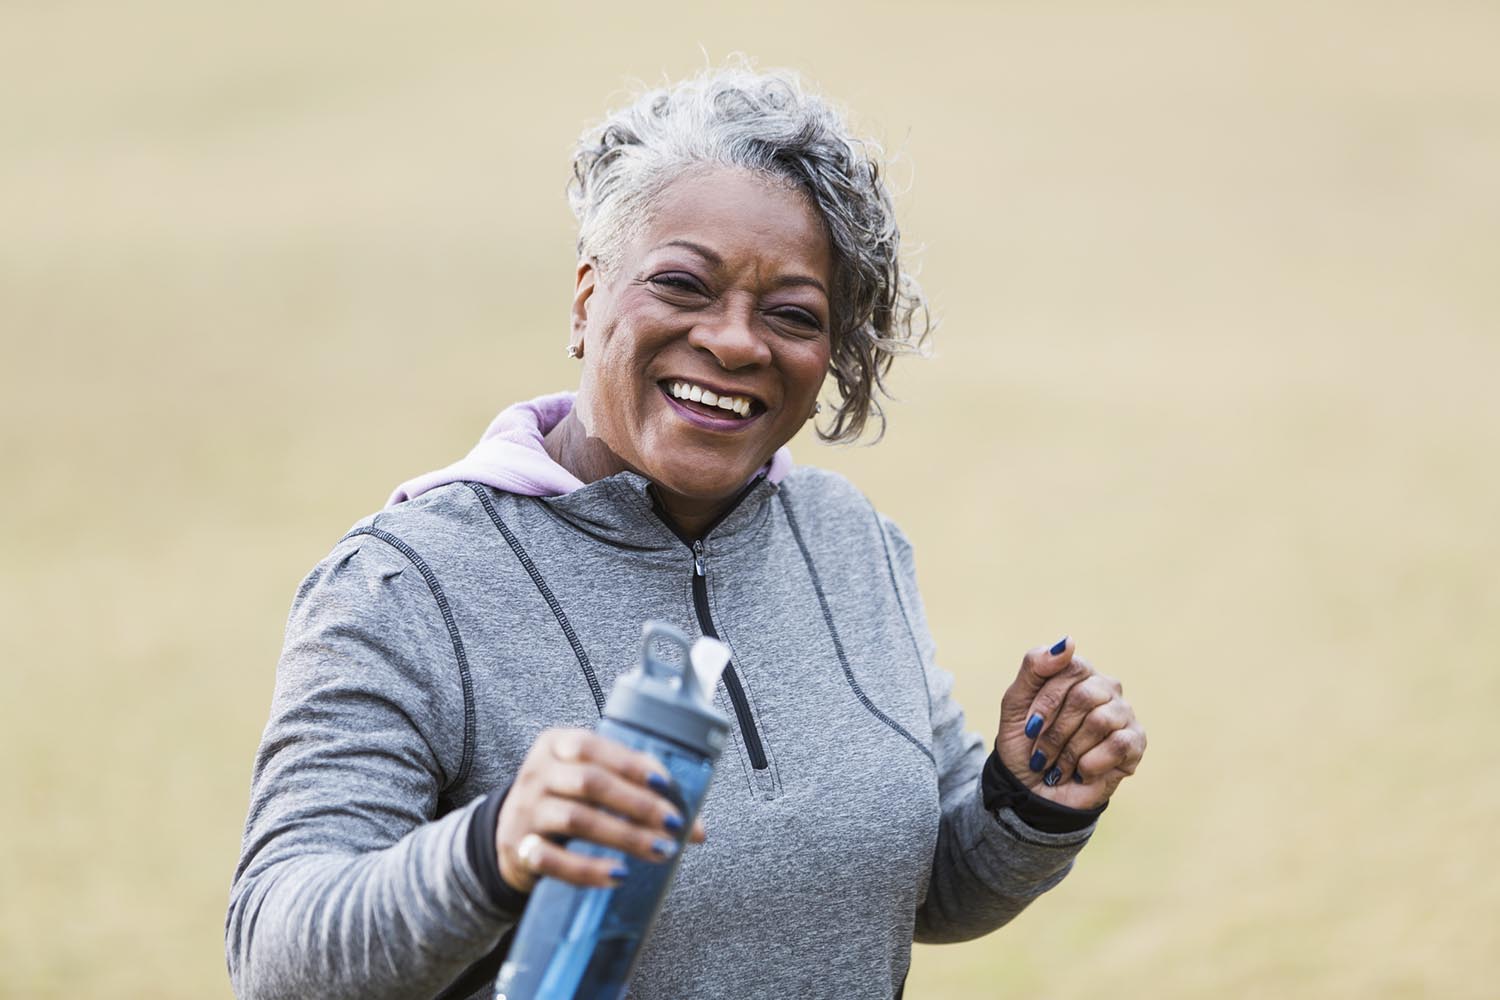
[{"xmin": 227, "ymin": 67, "xmax": 1145, "ymax": 1000}]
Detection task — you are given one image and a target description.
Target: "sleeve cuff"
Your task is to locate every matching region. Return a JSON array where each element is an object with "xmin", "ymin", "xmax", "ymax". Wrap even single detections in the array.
[
  {"xmin": 981, "ymin": 749, "xmax": 1106, "ymax": 835},
  {"xmin": 464, "ymin": 784, "xmax": 531, "ymax": 916}
]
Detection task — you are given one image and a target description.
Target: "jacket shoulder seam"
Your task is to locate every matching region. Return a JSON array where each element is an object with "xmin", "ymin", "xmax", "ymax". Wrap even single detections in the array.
[{"xmin": 338, "ymin": 524, "xmax": 477, "ymax": 793}]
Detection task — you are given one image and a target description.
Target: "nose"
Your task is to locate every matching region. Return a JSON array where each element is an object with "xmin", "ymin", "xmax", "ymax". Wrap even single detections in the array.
[{"xmin": 688, "ymin": 298, "xmax": 772, "ymax": 371}]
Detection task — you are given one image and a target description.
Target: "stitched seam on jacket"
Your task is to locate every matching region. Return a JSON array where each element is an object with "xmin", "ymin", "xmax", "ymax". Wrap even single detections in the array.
[
  {"xmin": 466, "ymin": 482, "xmax": 606, "ymax": 714},
  {"xmin": 341, "ymin": 526, "xmax": 476, "ymax": 792},
  {"xmin": 872, "ymin": 505, "xmax": 936, "ymax": 714},
  {"xmin": 779, "ymin": 491, "xmax": 936, "ymax": 766}
]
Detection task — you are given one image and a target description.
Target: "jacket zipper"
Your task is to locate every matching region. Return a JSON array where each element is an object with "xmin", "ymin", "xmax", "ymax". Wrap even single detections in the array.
[
  {"xmin": 691, "ymin": 539, "xmax": 769, "ymax": 770},
  {"xmin": 647, "ymin": 481, "xmax": 770, "ymax": 772}
]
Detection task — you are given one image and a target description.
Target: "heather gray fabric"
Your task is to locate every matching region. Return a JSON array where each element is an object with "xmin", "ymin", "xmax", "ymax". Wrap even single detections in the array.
[{"xmin": 227, "ymin": 467, "xmax": 1095, "ymax": 1000}]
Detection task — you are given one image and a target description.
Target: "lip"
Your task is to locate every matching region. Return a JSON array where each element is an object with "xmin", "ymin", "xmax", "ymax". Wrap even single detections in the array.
[{"xmin": 659, "ymin": 384, "xmax": 765, "ymax": 433}]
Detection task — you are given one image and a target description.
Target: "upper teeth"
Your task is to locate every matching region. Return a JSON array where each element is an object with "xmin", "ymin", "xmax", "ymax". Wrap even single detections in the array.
[{"xmin": 670, "ymin": 381, "xmax": 753, "ymax": 417}]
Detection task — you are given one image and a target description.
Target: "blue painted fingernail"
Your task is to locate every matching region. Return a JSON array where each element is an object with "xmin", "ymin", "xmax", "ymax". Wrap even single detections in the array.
[
  {"xmin": 663, "ymin": 813, "xmax": 684, "ymax": 834},
  {"xmin": 652, "ymin": 838, "xmax": 678, "ymax": 859},
  {"xmin": 610, "ymin": 865, "xmax": 629, "ymax": 881},
  {"xmin": 1029, "ymin": 750, "xmax": 1047, "ymax": 772},
  {"xmin": 1073, "ymin": 772, "xmax": 1085, "ymax": 784},
  {"xmin": 1025, "ymin": 713, "xmax": 1044, "ymax": 739},
  {"xmin": 1050, "ymin": 637, "xmax": 1069, "ymax": 656},
  {"xmin": 1044, "ymin": 766, "xmax": 1063, "ymax": 786},
  {"xmin": 647, "ymin": 772, "xmax": 672, "ymax": 794}
]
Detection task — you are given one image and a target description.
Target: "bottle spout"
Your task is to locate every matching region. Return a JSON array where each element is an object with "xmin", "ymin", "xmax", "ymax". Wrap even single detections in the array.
[
  {"xmin": 687, "ymin": 637, "xmax": 730, "ymax": 703},
  {"xmin": 639, "ymin": 622, "xmax": 694, "ymax": 686}
]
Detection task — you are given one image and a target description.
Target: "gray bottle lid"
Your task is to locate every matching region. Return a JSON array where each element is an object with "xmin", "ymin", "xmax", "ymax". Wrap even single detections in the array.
[{"xmin": 604, "ymin": 622, "xmax": 731, "ymax": 760}]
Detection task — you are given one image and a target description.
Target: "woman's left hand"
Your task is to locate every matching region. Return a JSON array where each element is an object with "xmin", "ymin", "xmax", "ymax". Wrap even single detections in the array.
[{"xmin": 994, "ymin": 637, "xmax": 1146, "ymax": 810}]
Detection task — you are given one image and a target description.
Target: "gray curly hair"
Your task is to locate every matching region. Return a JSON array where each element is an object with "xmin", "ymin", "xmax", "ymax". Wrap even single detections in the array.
[{"xmin": 568, "ymin": 65, "xmax": 930, "ymax": 443}]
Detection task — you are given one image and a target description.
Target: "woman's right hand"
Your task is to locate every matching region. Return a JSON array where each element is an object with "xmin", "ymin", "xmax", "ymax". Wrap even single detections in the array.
[{"xmin": 495, "ymin": 728, "xmax": 708, "ymax": 893}]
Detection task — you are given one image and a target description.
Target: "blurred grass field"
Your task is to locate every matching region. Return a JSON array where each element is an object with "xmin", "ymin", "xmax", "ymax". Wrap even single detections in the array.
[{"xmin": 2, "ymin": 2, "xmax": 1498, "ymax": 997}]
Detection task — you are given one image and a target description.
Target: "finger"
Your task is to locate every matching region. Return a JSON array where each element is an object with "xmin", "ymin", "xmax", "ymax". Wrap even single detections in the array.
[
  {"xmin": 544, "ymin": 762, "xmax": 688, "ymax": 836},
  {"xmin": 546, "ymin": 730, "xmax": 672, "ymax": 787},
  {"xmin": 1000, "ymin": 637, "xmax": 1075, "ymax": 716},
  {"xmin": 1075, "ymin": 724, "xmax": 1147, "ymax": 780},
  {"xmin": 512, "ymin": 831, "xmax": 629, "ymax": 889},
  {"xmin": 529, "ymin": 729, "xmax": 705, "ymax": 842},
  {"xmin": 1029, "ymin": 675, "xmax": 1119, "ymax": 782},
  {"xmin": 1051, "ymin": 697, "xmax": 1132, "ymax": 783},
  {"xmin": 533, "ymin": 796, "xmax": 682, "ymax": 865},
  {"xmin": 1010, "ymin": 654, "xmax": 1093, "ymax": 750}
]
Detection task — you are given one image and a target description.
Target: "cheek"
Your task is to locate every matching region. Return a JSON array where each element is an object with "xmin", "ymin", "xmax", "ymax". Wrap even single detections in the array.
[
  {"xmin": 785, "ymin": 340, "xmax": 832, "ymax": 398},
  {"xmin": 578, "ymin": 325, "xmax": 666, "ymax": 447}
]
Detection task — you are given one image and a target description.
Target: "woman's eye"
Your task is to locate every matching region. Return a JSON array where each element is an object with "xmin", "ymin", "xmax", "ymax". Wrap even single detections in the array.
[
  {"xmin": 647, "ymin": 273, "xmax": 704, "ymax": 295},
  {"xmin": 771, "ymin": 308, "xmax": 823, "ymax": 332}
]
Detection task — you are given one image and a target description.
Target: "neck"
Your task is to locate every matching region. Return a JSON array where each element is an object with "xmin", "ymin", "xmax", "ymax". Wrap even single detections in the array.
[
  {"xmin": 542, "ymin": 410, "xmax": 732, "ymax": 539},
  {"xmin": 542, "ymin": 409, "xmax": 624, "ymax": 486},
  {"xmin": 649, "ymin": 485, "xmax": 733, "ymax": 541}
]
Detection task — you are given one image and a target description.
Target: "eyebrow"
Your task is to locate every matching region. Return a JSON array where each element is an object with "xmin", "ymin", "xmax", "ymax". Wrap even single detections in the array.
[{"xmin": 650, "ymin": 239, "xmax": 829, "ymax": 296}]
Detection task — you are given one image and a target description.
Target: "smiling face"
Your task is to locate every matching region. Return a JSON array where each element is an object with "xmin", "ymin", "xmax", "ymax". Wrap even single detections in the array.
[{"xmin": 565, "ymin": 167, "xmax": 834, "ymax": 525}]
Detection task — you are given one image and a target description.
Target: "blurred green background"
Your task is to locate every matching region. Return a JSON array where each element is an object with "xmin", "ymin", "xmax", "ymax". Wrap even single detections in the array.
[{"xmin": 2, "ymin": 2, "xmax": 1497, "ymax": 997}]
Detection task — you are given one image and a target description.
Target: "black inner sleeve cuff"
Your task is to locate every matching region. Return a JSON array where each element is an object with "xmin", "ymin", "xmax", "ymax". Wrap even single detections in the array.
[
  {"xmin": 465, "ymin": 784, "xmax": 531, "ymax": 916},
  {"xmin": 981, "ymin": 749, "xmax": 1106, "ymax": 835}
]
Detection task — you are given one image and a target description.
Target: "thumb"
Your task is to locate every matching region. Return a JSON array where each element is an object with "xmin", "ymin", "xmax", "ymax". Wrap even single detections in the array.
[{"xmin": 999, "ymin": 636, "xmax": 1074, "ymax": 720}]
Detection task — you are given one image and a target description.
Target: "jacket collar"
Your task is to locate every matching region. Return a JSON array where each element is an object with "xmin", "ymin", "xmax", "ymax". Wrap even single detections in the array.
[{"xmin": 539, "ymin": 470, "xmax": 781, "ymax": 554}]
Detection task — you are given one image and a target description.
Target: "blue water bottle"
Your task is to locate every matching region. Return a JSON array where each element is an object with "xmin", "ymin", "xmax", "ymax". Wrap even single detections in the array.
[{"xmin": 493, "ymin": 622, "xmax": 731, "ymax": 1000}]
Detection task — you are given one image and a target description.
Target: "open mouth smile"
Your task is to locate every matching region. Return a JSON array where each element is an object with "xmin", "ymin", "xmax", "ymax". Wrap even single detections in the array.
[{"xmin": 658, "ymin": 378, "xmax": 766, "ymax": 431}]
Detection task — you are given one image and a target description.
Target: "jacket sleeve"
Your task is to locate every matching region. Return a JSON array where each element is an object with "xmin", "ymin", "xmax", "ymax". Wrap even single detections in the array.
[
  {"xmin": 878, "ymin": 516, "xmax": 1096, "ymax": 944},
  {"xmin": 225, "ymin": 533, "xmax": 521, "ymax": 1000}
]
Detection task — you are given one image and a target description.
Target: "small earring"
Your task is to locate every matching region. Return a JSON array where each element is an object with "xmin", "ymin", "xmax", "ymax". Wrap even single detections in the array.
[
  {"xmin": 566, "ymin": 344, "xmax": 581, "ymax": 360},
  {"xmin": 809, "ymin": 401, "xmax": 823, "ymax": 419}
]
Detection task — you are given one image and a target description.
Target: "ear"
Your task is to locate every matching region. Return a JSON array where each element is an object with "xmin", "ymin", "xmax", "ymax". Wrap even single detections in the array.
[{"xmin": 570, "ymin": 258, "xmax": 597, "ymax": 348}]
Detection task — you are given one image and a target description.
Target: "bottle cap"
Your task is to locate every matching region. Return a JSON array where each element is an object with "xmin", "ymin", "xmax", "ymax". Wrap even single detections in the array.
[{"xmin": 603, "ymin": 622, "xmax": 732, "ymax": 759}]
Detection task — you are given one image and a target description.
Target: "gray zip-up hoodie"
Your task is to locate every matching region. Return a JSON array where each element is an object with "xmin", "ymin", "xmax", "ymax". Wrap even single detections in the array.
[{"xmin": 227, "ymin": 411, "xmax": 1097, "ymax": 1000}]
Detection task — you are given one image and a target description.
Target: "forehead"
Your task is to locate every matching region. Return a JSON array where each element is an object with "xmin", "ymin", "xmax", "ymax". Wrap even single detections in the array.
[{"xmin": 633, "ymin": 167, "xmax": 833, "ymax": 280}]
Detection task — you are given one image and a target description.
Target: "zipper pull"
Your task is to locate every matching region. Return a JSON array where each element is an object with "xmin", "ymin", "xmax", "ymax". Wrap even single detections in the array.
[{"xmin": 692, "ymin": 540, "xmax": 706, "ymax": 576}]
